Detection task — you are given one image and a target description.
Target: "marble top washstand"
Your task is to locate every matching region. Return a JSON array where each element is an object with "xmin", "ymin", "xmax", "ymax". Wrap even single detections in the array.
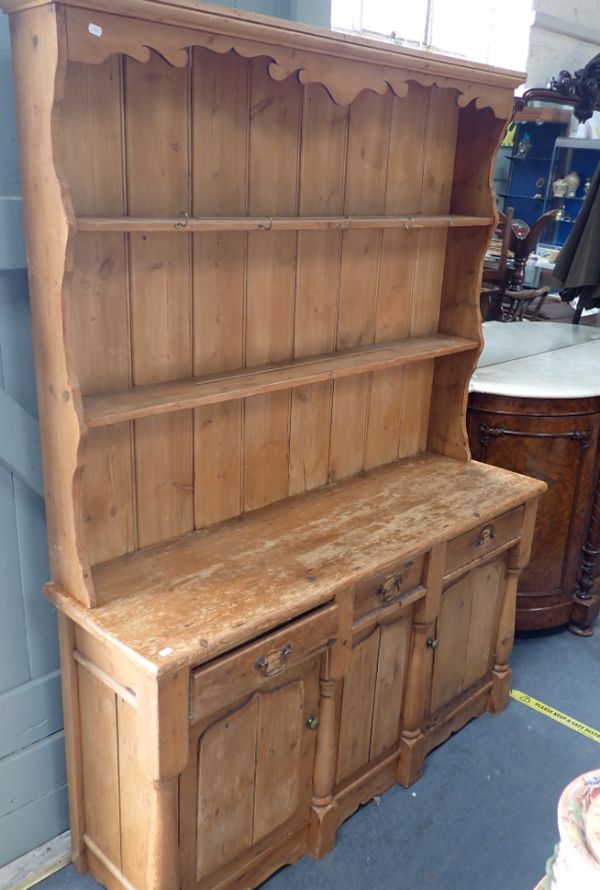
[
  {"xmin": 468, "ymin": 320, "xmax": 600, "ymax": 634},
  {"xmin": 470, "ymin": 321, "xmax": 600, "ymax": 399}
]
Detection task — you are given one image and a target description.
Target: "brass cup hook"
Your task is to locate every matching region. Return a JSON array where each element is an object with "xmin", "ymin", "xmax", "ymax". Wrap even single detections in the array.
[
  {"xmin": 175, "ymin": 211, "xmax": 190, "ymax": 229},
  {"xmin": 258, "ymin": 217, "xmax": 273, "ymax": 231}
]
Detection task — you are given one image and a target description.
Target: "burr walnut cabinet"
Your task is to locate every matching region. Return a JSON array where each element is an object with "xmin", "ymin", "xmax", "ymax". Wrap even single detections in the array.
[{"xmin": 1, "ymin": 0, "xmax": 545, "ymax": 887}]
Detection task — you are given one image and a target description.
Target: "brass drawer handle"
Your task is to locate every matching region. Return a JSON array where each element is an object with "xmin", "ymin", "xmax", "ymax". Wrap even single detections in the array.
[
  {"xmin": 377, "ymin": 573, "xmax": 404, "ymax": 603},
  {"xmin": 306, "ymin": 715, "xmax": 320, "ymax": 731},
  {"xmin": 255, "ymin": 643, "xmax": 293, "ymax": 678},
  {"xmin": 475, "ymin": 525, "xmax": 497, "ymax": 547}
]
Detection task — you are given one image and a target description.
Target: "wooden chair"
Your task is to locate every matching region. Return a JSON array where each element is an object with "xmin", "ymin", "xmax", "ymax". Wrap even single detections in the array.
[
  {"xmin": 481, "ymin": 207, "xmax": 514, "ymax": 310},
  {"xmin": 481, "ymin": 208, "xmax": 559, "ymax": 322}
]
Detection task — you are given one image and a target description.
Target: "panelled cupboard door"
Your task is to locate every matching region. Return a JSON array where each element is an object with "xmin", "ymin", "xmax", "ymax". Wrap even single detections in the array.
[
  {"xmin": 429, "ymin": 556, "xmax": 508, "ymax": 716},
  {"xmin": 335, "ymin": 607, "xmax": 413, "ymax": 787},
  {"xmin": 180, "ymin": 658, "xmax": 320, "ymax": 889}
]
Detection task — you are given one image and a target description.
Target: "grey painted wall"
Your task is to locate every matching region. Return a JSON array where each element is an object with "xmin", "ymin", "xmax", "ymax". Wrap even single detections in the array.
[
  {"xmin": 0, "ymin": 13, "xmax": 68, "ymax": 868},
  {"xmin": 0, "ymin": 0, "xmax": 330, "ymax": 869}
]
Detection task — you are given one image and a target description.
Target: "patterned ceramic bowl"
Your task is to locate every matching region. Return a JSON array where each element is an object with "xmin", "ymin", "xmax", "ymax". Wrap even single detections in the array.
[{"xmin": 551, "ymin": 771, "xmax": 600, "ymax": 889}]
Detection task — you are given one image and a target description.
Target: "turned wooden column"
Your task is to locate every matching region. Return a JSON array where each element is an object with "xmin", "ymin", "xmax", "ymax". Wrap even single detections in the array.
[
  {"xmin": 397, "ymin": 544, "xmax": 446, "ymax": 787},
  {"xmin": 489, "ymin": 498, "xmax": 539, "ymax": 713},
  {"xmin": 570, "ymin": 468, "xmax": 600, "ymax": 635}
]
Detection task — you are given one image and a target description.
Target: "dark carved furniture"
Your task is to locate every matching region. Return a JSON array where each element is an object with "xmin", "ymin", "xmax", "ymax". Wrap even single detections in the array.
[
  {"xmin": 468, "ymin": 323, "xmax": 600, "ymax": 633},
  {"xmin": 513, "ymin": 53, "xmax": 600, "ymax": 124}
]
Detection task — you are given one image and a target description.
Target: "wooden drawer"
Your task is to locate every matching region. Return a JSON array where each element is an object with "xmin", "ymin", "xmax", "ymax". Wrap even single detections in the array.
[
  {"xmin": 353, "ymin": 554, "xmax": 426, "ymax": 620},
  {"xmin": 190, "ymin": 603, "xmax": 338, "ymax": 722},
  {"xmin": 445, "ymin": 506, "xmax": 524, "ymax": 576}
]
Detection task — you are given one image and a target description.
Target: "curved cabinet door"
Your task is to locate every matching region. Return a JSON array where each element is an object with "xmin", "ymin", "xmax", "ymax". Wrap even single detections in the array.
[{"xmin": 468, "ymin": 392, "xmax": 600, "ymax": 629}]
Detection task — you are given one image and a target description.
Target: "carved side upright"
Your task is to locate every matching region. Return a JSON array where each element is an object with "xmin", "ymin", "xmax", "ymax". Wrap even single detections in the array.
[
  {"xmin": 570, "ymin": 466, "xmax": 600, "ymax": 635},
  {"xmin": 9, "ymin": 4, "xmax": 94, "ymax": 605}
]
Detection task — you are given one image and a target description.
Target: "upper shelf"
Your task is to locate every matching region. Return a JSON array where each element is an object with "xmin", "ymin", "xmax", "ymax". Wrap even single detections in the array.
[
  {"xmin": 75, "ymin": 214, "xmax": 494, "ymax": 234},
  {"xmin": 83, "ymin": 334, "xmax": 479, "ymax": 428}
]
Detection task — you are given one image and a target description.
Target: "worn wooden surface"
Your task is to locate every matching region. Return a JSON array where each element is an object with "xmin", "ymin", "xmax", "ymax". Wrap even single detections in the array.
[{"xmin": 47, "ymin": 455, "xmax": 544, "ymax": 674}]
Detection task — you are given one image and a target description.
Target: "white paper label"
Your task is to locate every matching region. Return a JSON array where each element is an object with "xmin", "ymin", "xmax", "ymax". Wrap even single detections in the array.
[{"xmin": 88, "ymin": 23, "xmax": 103, "ymax": 38}]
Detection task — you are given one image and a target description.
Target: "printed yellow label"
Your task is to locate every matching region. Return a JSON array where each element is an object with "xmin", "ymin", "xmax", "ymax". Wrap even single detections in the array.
[{"xmin": 511, "ymin": 689, "xmax": 600, "ymax": 744}]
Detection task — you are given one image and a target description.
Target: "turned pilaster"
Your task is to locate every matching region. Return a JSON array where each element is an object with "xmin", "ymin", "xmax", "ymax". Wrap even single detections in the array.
[
  {"xmin": 397, "ymin": 543, "xmax": 446, "ymax": 787},
  {"xmin": 489, "ymin": 498, "xmax": 540, "ymax": 713}
]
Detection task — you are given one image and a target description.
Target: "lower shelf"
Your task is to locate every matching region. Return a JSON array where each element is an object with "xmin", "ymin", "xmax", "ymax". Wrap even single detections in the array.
[{"xmin": 82, "ymin": 334, "xmax": 478, "ymax": 428}]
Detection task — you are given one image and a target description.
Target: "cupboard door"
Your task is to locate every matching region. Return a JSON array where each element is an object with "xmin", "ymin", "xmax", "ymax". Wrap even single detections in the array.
[
  {"xmin": 429, "ymin": 555, "xmax": 507, "ymax": 715},
  {"xmin": 187, "ymin": 659, "xmax": 320, "ymax": 888},
  {"xmin": 336, "ymin": 609, "xmax": 413, "ymax": 786}
]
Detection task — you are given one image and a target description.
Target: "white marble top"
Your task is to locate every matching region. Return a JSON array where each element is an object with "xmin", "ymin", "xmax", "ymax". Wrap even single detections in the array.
[{"xmin": 470, "ymin": 321, "xmax": 600, "ymax": 399}]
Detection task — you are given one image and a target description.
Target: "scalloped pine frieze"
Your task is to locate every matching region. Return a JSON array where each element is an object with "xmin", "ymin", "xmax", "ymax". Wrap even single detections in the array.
[{"xmin": 65, "ymin": 6, "xmax": 513, "ymax": 117}]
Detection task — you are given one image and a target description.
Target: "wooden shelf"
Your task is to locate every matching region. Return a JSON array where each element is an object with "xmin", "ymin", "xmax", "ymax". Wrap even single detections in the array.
[
  {"xmin": 83, "ymin": 334, "xmax": 479, "ymax": 428},
  {"xmin": 75, "ymin": 214, "xmax": 494, "ymax": 233}
]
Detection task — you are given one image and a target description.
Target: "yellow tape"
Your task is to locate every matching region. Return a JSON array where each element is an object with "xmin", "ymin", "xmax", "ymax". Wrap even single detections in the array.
[{"xmin": 511, "ymin": 689, "xmax": 600, "ymax": 744}]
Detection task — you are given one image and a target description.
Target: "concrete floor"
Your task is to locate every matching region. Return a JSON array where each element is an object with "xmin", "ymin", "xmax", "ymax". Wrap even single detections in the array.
[{"xmin": 38, "ymin": 626, "xmax": 600, "ymax": 890}]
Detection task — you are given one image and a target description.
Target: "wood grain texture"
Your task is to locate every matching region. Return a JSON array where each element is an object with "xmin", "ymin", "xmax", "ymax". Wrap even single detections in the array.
[
  {"xmin": 399, "ymin": 87, "xmax": 460, "ymax": 461},
  {"xmin": 51, "ymin": 0, "xmax": 521, "ymax": 117},
  {"xmin": 288, "ymin": 82, "xmax": 347, "ymax": 496},
  {"xmin": 196, "ymin": 697, "xmax": 258, "ymax": 880},
  {"xmin": 192, "ymin": 48, "xmax": 248, "ymax": 528},
  {"xmin": 366, "ymin": 83, "xmax": 429, "ymax": 469},
  {"xmin": 83, "ymin": 336, "xmax": 478, "ymax": 427},
  {"xmin": 254, "ymin": 680, "xmax": 306, "ymax": 842},
  {"xmin": 336, "ymin": 629, "xmax": 380, "ymax": 785},
  {"xmin": 329, "ymin": 88, "xmax": 392, "ymax": 482},
  {"xmin": 370, "ymin": 614, "xmax": 411, "ymax": 758},
  {"xmin": 76, "ymin": 214, "xmax": 493, "ymax": 233},
  {"xmin": 9, "ymin": 5, "xmax": 92, "ymax": 604},
  {"xmin": 77, "ymin": 666, "xmax": 120, "ymax": 865},
  {"xmin": 243, "ymin": 57, "xmax": 301, "ymax": 512},
  {"xmin": 117, "ymin": 698, "xmax": 151, "ymax": 888},
  {"xmin": 61, "ymin": 59, "xmax": 135, "ymax": 566},
  {"xmin": 47, "ymin": 454, "xmax": 544, "ymax": 674},
  {"xmin": 125, "ymin": 51, "xmax": 194, "ymax": 548},
  {"xmin": 428, "ymin": 103, "xmax": 506, "ymax": 461}
]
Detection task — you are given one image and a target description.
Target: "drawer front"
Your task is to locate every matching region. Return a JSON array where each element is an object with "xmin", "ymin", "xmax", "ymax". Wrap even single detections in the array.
[
  {"xmin": 190, "ymin": 603, "xmax": 338, "ymax": 723},
  {"xmin": 354, "ymin": 554, "xmax": 426, "ymax": 620},
  {"xmin": 445, "ymin": 506, "xmax": 524, "ymax": 576}
]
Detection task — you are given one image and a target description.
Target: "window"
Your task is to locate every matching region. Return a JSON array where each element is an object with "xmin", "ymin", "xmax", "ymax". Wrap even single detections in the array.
[{"xmin": 331, "ymin": 0, "xmax": 534, "ymax": 73}]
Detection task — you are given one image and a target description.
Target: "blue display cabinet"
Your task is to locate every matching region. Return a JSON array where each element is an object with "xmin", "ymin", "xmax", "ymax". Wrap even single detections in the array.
[
  {"xmin": 541, "ymin": 137, "xmax": 600, "ymax": 247},
  {"xmin": 499, "ymin": 117, "xmax": 566, "ymax": 231}
]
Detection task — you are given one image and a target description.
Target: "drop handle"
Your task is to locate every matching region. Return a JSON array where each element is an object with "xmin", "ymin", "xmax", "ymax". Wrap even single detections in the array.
[
  {"xmin": 306, "ymin": 715, "xmax": 320, "ymax": 731},
  {"xmin": 377, "ymin": 573, "xmax": 405, "ymax": 603},
  {"xmin": 476, "ymin": 525, "xmax": 497, "ymax": 547},
  {"xmin": 254, "ymin": 643, "xmax": 293, "ymax": 678},
  {"xmin": 426, "ymin": 638, "xmax": 438, "ymax": 650}
]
